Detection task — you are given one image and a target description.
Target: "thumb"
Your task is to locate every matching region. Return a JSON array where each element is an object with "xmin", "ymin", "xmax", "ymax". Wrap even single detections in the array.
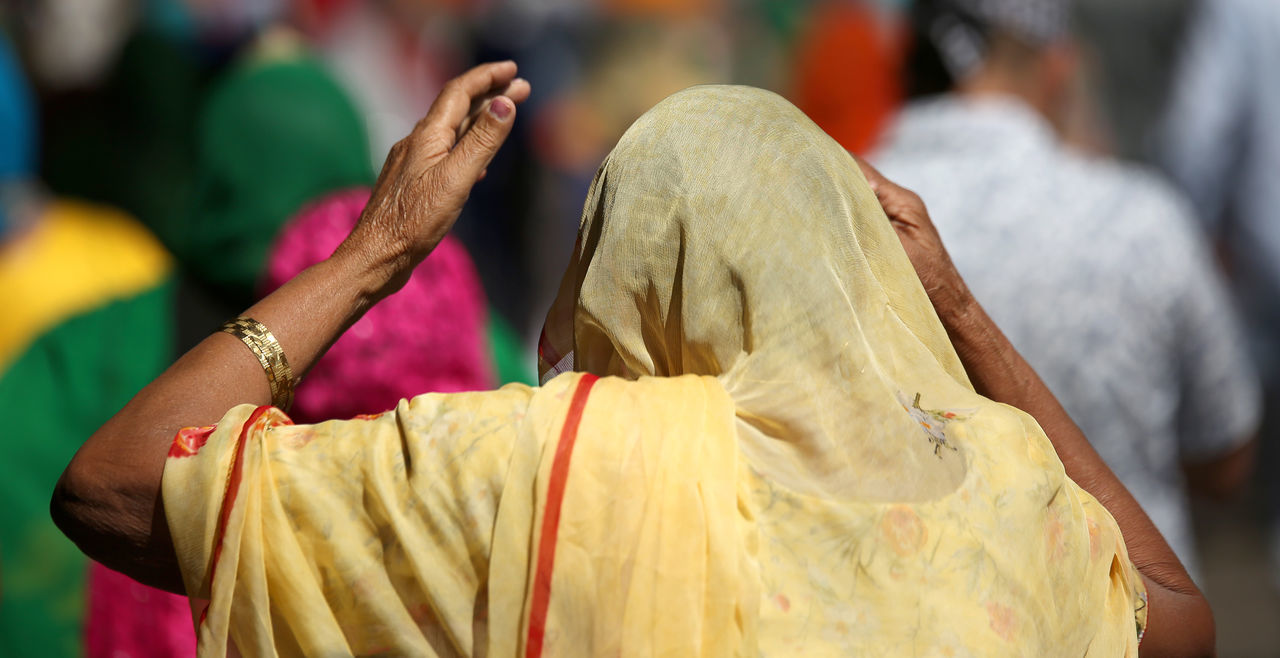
[
  {"xmin": 851, "ymin": 153, "xmax": 887, "ymax": 192},
  {"xmin": 444, "ymin": 96, "xmax": 516, "ymax": 183}
]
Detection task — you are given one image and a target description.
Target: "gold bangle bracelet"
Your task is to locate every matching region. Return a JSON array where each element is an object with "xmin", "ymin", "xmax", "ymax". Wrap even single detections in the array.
[{"xmin": 218, "ymin": 317, "xmax": 296, "ymax": 411}]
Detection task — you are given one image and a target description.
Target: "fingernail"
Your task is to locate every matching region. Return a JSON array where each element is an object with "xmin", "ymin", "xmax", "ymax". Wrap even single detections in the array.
[{"xmin": 489, "ymin": 97, "xmax": 512, "ymax": 120}]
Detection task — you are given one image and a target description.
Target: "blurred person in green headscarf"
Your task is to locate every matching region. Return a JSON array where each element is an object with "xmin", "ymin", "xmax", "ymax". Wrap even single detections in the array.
[
  {"xmin": 180, "ymin": 30, "xmax": 376, "ymax": 305},
  {"xmin": 177, "ymin": 30, "xmax": 532, "ymax": 382}
]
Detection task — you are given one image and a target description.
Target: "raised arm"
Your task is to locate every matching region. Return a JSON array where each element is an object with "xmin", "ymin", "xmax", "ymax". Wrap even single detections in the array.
[
  {"xmin": 853, "ymin": 157, "xmax": 1215, "ymax": 657},
  {"xmin": 50, "ymin": 62, "xmax": 530, "ymax": 594}
]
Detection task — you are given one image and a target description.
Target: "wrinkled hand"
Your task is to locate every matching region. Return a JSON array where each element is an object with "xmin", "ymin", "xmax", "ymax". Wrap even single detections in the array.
[
  {"xmin": 338, "ymin": 61, "xmax": 531, "ymax": 296},
  {"xmin": 853, "ymin": 155, "xmax": 974, "ymax": 315}
]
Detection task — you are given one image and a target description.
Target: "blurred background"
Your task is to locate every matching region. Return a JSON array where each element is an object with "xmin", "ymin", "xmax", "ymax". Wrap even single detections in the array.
[{"xmin": 1, "ymin": 0, "xmax": 1277, "ymax": 655}]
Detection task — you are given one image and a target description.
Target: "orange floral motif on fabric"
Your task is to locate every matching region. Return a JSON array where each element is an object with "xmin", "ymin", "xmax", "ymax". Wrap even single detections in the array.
[
  {"xmin": 985, "ymin": 601, "xmax": 1018, "ymax": 642},
  {"xmin": 880, "ymin": 505, "xmax": 927, "ymax": 557},
  {"xmin": 168, "ymin": 426, "xmax": 216, "ymax": 459}
]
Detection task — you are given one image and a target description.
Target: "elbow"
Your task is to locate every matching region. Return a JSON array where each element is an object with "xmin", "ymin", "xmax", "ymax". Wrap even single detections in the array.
[
  {"xmin": 1135, "ymin": 553, "xmax": 1217, "ymax": 657},
  {"xmin": 1181, "ymin": 591, "xmax": 1217, "ymax": 658},
  {"xmin": 52, "ymin": 450, "xmax": 185, "ymax": 594},
  {"xmin": 1141, "ymin": 575, "xmax": 1217, "ymax": 657},
  {"xmin": 1179, "ymin": 595, "xmax": 1217, "ymax": 658},
  {"xmin": 50, "ymin": 457, "xmax": 105, "ymax": 557},
  {"xmin": 1144, "ymin": 595, "xmax": 1217, "ymax": 658},
  {"xmin": 50, "ymin": 440, "xmax": 182, "ymax": 594},
  {"xmin": 50, "ymin": 452, "xmax": 141, "ymax": 567}
]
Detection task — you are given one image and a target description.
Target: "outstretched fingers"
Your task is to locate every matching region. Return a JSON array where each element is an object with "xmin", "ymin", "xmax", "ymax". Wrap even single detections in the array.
[
  {"xmin": 417, "ymin": 61, "xmax": 521, "ymax": 147},
  {"xmin": 443, "ymin": 95, "xmax": 518, "ymax": 185},
  {"xmin": 456, "ymin": 76, "xmax": 531, "ymax": 140}
]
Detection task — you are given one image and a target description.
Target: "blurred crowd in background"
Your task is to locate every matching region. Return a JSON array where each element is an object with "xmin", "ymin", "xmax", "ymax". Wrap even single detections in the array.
[{"xmin": 1, "ymin": 0, "xmax": 1278, "ymax": 655}]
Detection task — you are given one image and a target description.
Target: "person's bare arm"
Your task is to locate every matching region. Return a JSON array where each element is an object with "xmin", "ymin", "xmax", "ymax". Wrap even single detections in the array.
[
  {"xmin": 855, "ymin": 158, "xmax": 1214, "ymax": 657},
  {"xmin": 50, "ymin": 62, "xmax": 531, "ymax": 594}
]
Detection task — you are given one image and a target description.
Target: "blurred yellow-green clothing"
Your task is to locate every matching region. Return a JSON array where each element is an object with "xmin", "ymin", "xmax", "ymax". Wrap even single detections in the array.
[
  {"xmin": 0, "ymin": 202, "xmax": 171, "ymax": 367},
  {"xmin": 0, "ymin": 201, "xmax": 174, "ymax": 657}
]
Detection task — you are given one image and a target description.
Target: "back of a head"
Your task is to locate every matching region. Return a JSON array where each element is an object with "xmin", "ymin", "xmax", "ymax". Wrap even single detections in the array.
[
  {"xmin": 544, "ymin": 86, "xmax": 961, "ymax": 380},
  {"xmin": 905, "ymin": 0, "xmax": 1073, "ymax": 100},
  {"xmin": 541, "ymin": 85, "xmax": 977, "ymax": 502},
  {"xmin": 185, "ymin": 52, "xmax": 374, "ymax": 303}
]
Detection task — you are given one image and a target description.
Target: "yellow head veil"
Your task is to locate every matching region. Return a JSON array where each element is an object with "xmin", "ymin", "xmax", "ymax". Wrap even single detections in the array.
[
  {"xmin": 537, "ymin": 86, "xmax": 1144, "ymax": 655},
  {"xmin": 540, "ymin": 85, "xmax": 974, "ymax": 501}
]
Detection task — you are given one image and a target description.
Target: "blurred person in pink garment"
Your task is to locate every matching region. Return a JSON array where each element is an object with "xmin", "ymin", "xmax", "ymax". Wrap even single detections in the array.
[{"xmin": 261, "ymin": 187, "xmax": 498, "ymax": 423}]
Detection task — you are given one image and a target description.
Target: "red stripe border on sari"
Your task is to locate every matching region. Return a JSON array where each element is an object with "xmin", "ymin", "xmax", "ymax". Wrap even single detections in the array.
[
  {"xmin": 196, "ymin": 405, "xmax": 290, "ymax": 627},
  {"xmin": 525, "ymin": 373, "xmax": 599, "ymax": 658}
]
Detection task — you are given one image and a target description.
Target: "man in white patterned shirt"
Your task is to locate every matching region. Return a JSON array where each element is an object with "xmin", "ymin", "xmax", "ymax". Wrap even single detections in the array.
[{"xmin": 874, "ymin": 0, "xmax": 1260, "ymax": 579}]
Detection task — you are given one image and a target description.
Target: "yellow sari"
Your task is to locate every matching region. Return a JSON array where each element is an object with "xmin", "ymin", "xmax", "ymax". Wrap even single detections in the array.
[{"xmin": 164, "ymin": 86, "xmax": 1146, "ymax": 656}]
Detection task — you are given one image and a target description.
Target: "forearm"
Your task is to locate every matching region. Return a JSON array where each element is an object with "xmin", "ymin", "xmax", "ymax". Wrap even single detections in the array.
[
  {"xmin": 52, "ymin": 249, "xmax": 395, "ymax": 592},
  {"xmin": 51, "ymin": 61, "xmax": 525, "ymax": 595},
  {"xmin": 851, "ymin": 154, "xmax": 1214, "ymax": 654},
  {"xmin": 938, "ymin": 291, "xmax": 1214, "ymax": 656}
]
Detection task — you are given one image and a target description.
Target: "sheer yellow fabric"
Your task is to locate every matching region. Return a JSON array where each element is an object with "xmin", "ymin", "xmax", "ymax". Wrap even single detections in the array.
[
  {"xmin": 164, "ymin": 85, "xmax": 1146, "ymax": 656},
  {"xmin": 164, "ymin": 373, "xmax": 753, "ymax": 656}
]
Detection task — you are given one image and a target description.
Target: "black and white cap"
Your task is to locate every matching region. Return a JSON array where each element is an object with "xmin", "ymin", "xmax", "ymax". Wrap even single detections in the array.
[{"xmin": 921, "ymin": 0, "xmax": 1072, "ymax": 79}]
